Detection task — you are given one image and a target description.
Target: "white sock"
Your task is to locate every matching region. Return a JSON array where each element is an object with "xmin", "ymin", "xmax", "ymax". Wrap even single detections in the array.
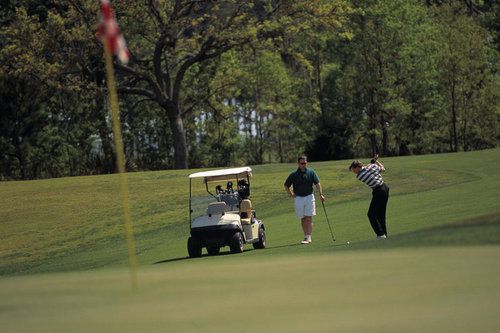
[{"xmin": 306, "ymin": 235, "xmax": 311, "ymax": 242}]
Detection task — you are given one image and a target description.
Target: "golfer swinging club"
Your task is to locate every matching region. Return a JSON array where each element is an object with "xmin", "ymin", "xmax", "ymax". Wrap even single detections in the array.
[
  {"xmin": 284, "ymin": 155, "xmax": 325, "ymax": 244},
  {"xmin": 349, "ymin": 155, "xmax": 390, "ymax": 240}
]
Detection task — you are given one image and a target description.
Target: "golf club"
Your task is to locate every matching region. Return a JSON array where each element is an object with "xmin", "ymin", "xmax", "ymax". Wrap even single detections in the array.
[{"xmin": 321, "ymin": 200, "xmax": 336, "ymax": 242}]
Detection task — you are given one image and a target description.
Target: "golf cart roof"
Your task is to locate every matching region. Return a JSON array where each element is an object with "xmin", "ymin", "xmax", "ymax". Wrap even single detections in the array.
[{"xmin": 189, "ymin": 167, "xmax": 252, "ymax": 182}]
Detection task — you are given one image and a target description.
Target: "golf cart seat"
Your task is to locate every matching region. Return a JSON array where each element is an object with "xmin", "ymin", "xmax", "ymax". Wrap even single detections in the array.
[
  {"xmin": 207, "ymin": 202, "xmax": 228, "ymax": 216},
  {"xmin": 240, "ymin": 199, "xmax": 253, "ymax": 224}
]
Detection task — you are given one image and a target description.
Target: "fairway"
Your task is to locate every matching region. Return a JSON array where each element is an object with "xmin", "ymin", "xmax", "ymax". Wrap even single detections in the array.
[{"xmin": 1, "ymin": 150, "xmax": 500, "ymax": 332}]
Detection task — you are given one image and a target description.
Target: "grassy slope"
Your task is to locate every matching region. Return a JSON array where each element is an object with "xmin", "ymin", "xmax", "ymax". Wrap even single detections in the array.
[
  {"xmin": 2, "ymin": 149, "xmax": 499, "ymax": 274},
  {"xmin": 0, "ymin": 149, "xmax": 499, "ymax": 332}
]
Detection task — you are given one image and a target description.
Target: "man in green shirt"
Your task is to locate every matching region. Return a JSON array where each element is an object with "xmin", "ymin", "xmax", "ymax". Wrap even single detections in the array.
[{"xmin": 284, "ymin": 155, "xmax": 325, "ymax": 244}]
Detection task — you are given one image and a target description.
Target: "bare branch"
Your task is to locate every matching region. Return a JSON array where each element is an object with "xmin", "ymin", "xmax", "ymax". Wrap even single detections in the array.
[
  {"xmin": 129, "ymin": 97, "xmax": 154, "ymax": 112},
  {"xmin": 180, "ymin": 81, "xmax": 233, "ymax": 117},
  {"xmin": 206, "ymin": 99, "xmax": 229, "ymax": 121},
  {"xmin": 148, "ymin": 0, "xmax": 165, "ymax": 27},
  {"xmin": 115, "ymin": 63, "xmax": 166, "ymax": 101},
  {"xmin": 173, "ymin": 0, "xmax": 205, "ymax": 21},
  {"xmin": 117, "ymin": 87, "xmax": 156, "ymax": 99},
  {"xmin": 153, "ymin": 33, "xmax": 168, "ymax": 91}
]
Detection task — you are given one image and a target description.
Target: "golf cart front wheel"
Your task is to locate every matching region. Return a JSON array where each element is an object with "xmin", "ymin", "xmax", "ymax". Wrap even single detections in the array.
[
  {"xmin": 187, "ymin": 237, "xmax": 202, "ymax": 258},
  {"xmin": 253, "ymin": 227, "xmax": 266, "ymax": 249},
  {"xmin": 229, "ymin": 232, "xmax": 244, "ymax": 254}
]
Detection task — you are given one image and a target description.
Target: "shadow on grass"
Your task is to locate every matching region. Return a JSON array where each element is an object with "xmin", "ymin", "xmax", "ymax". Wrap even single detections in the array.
[
  {"xmin": 346, "ymin": 212, "xmax": 500, "ymax": 251},
  {"xmin": 266, "ymin": 240, "xmax": 354, "ymax": 250},
  {"xmin": 265, "ymin": 243, "xmax": 303, "ymax": 250},
  {"xmin": 154, "ymin": 248, "xmax": 256, "ymax": 265},
  {"xmin": 154, "ymin": 243, "xmax": 308, "ymax": 265},
  {"xmin": 154, "ymin": 256, "xmax": 190, "ymax": 264}
]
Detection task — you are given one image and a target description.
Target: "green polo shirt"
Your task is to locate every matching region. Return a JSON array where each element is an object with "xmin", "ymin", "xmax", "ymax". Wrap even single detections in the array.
[{"xmin": 284, "ymin": 168, "xmax": 320, "ymax": 197}]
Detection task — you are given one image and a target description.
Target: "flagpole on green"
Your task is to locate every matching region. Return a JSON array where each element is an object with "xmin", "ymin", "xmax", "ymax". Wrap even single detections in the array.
[{"xmin": 103, "ymin": 38, "xmax": 138, "ymax": 293}]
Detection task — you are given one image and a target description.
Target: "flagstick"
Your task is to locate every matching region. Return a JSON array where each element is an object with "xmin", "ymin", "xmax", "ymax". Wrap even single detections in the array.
[{"xmin": 103, "ymin": 39, "xmax": 138, "ymax": 293}]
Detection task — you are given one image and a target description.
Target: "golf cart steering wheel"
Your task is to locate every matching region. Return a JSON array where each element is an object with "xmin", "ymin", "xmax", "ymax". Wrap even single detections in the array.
[{"xmin": 216, "ymin": 185, "xmax": 224, "ymax": 194}]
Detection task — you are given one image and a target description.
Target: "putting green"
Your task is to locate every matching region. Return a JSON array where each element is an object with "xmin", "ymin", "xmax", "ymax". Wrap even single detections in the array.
[{"xmin": 1, "ymin": 246, "xmax": 499, "ymax": 333}]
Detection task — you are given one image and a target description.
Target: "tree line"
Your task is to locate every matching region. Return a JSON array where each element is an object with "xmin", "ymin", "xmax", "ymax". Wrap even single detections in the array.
[{"xmin": 1, "ymin": 0, "xmax": 499, "ymax": 180}]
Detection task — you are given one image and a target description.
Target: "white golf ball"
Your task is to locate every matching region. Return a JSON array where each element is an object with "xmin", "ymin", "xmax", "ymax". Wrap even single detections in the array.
[{"xmin": 346, "ymin": 241, "xmax": 350, "ymax": 245}]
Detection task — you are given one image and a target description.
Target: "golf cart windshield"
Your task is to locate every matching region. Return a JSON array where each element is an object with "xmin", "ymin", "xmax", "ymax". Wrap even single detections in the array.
[{"xmin": 189, "ymin": 167, "xmax": 252, "ymax": 222}]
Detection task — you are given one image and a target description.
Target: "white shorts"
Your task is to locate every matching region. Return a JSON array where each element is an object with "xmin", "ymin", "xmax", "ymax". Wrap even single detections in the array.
[{"xmin": 294, "ymin": 194, "xmax": 316, "ymax": 219}]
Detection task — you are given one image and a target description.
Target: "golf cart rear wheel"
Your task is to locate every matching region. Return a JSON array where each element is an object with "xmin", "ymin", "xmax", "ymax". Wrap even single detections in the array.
[
  {"xmin": 253, "ymin": 227, "xmax": 266, "ymax": 249},
  {"xmin": 187, "ymin": 236, "xmax": 202, "ymax": 258},
  {"xmin": 207, "ymin": 246, "xmax": 220, "ymax": 256},
  {"xmin": 229, "ymin": 232, "xmax": 244, "ymax": 253}
]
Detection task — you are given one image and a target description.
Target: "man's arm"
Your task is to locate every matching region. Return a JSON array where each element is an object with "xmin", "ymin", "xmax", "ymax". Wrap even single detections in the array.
[
  {"xmin": 373, "ymin": 154, "xmax": 385, "ymax": 171},
  {"xmin": 374, "ymin": 160, "xmax": 385, "ymax": 171},
  {"xmin": 284, "ymin": 185, "xmax": 295, "ymax": 198},
  {"xmin": 284, "ymin": 174, "xmax": 295, "ymax": 198},
  {"xmin": 315, "ymin": 182, "xmax": 325, "ymax": 202}
]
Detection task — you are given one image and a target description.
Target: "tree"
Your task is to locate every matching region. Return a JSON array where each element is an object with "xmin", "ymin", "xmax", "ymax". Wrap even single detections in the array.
[
  {"xmin": 317, "ymin": 0, "xmax": 465, "ymax": 157},
  {"xmin": 1, "ymin": 0, "xmax": 496, "ymax": 179},
  {"xmin": 182, "ymin": 52, "xmax": 242, "ymax": 167},
  {"xmin": 269, "ymin": 1, "xmax": 353, "ymax": 161},
  {"xmin": 101, "ymin": 0, "xmax": 352, "ymax": 168},
  {"xmin": 233, "ymin": 49, "xmax": 299, "ymax": 164},
  {"xmin": 0, "ymin": 3, "xmax": 118, "ymax": 178},
  {"xmin": 434, "ymin": 2, "xmax": 498, "ymax": 151}
]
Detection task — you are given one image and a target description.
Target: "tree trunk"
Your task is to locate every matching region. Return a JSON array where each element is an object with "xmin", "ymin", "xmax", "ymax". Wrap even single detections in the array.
[
  {"xmin": 370, "ymin": 108, "xmax": 378, "ymax": 156},
  {"xmin": 165, "ymin": 103, "xmax": 188, "ymax": 169},
  {"xmin": 314, "ymin": 50, "xmax": 327, "ymax": 119},
  {"xmin": 369, "ymin": 88, "xmax": 379, "ymax": 156},
  {"xmin": 98, "ymin": 109, "xmax": 115, "ymax": 173},
  {"xmin": 450, "ymin": 80, "xmax": 458, "ymax": 152},
  {"xmin": 12, "ymin": 127, "xmax": 27, "ymax": 179},
  {"xmin": 461, "ymin": 91, "xmax": 471, "ymax": 152},
  {"xmin": 381, "ymin": 113, "xmax": 388, "ymax": 156},
  {"xmin": 278, "ymin": 136, "xmax": 284, "ymax": 163},
  {"xmin": 257, "ymin": 118, "xmax": 264, "ymax": 165},
  {"xmin": 15, "ymin": 150, "xmax": 26, "ymax": 180}
]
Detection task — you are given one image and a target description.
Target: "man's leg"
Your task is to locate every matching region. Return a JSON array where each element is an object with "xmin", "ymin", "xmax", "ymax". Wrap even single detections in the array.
[
  {"xmin": 301, "ymin": 216, "xmax": 312, "ymax": 243},
  {"xmin": 303, "ymin": 194, "xmax": 316, "ymax": 242},
  {"xmin": 301, "ymin": 217, "xmax": 308, "ymax": 235},
  {"xmin": 368, "ymin": 194, "xmax": 384, "ymax": 236},
  {"xmin": 375, "ymin": 185, "xmax": 389, "ymax": 236},
  {"xmin": 296, "ymin": 196, "xmax": 308, "ymax": 243}
]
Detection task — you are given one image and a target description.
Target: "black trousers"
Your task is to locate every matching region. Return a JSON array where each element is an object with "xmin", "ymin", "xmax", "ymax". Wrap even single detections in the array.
[{"xmin": 367, "ymin": 183, "xmax": 390, "ymax": 236}]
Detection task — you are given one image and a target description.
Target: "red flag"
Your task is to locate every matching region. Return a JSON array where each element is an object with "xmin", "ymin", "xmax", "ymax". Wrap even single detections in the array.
[{"xmin": 98, "ymin": 0, "xmax": 130, "ymax": 64}]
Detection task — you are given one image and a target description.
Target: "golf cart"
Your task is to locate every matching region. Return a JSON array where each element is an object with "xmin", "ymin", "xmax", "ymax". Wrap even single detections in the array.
[{"xmin": 187, "ymin": 167, "xmax": 266, "ymax": 258}]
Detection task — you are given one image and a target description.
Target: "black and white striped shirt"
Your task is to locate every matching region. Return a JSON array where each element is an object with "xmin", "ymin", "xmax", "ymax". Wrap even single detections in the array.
[{"xmin": 357, "ymin": 164, "xmax": 384, "ymax": 189}]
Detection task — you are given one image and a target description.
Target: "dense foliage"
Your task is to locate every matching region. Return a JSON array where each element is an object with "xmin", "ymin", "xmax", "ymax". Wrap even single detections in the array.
[{"xmin": 1, "ymin": 0, "xmax": 499, "ymax": 179}]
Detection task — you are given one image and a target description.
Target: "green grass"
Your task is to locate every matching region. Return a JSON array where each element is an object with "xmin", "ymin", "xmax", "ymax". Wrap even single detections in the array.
[
  {"xmin": 1, "ymin": 149, "xmax": 500, "ymax": 332},
  {"xmin": 1, "ymin": 247, "xmax": 499, "ymax": 333}
]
